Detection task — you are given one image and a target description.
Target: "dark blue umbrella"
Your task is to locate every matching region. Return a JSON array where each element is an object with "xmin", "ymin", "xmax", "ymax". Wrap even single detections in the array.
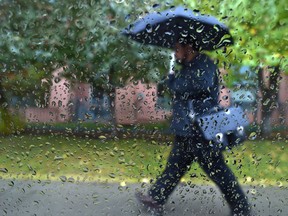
[{"xmin": 122, "ymin": 6, "xmax": 233, "ymax": 50}]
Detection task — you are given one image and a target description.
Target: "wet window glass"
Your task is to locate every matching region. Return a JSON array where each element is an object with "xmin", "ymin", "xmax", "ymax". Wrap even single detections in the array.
[{"xmin": 0, "ymin": 1, "xmax": 287, "ymax": 216}]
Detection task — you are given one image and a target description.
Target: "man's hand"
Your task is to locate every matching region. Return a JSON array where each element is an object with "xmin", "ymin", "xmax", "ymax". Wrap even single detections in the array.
[{"xmin": 169, "ymin": 66, "xmax": 175, "ymax": 75}]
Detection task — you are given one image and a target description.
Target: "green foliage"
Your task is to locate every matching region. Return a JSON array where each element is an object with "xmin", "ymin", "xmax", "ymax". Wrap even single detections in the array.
[
  {"xmin": 2, "ymin": 66, "xmax": 50, "ymax": 107},
  {"xmin": 0, "ymin": 108, "xmax": 25, "ymax": 135},
  {"xmin": 174, "ymin": 0, "xmax": 287, "ymax": 72},
  {"xmin": 0, "ymin": 0, "xmax": 171, "ymax": 93},
  {"xmin": 0, "ymin": 0, "xmax": 287, "ymax": 86}
]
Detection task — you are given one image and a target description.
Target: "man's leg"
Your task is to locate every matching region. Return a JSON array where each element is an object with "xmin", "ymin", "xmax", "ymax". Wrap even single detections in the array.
[
  {"xmin": 148, "ymin": 136, "xmax": 194, "ymax": 205},
  {"xmin": 197, "ymin": 149, "xmax": 251, "ymax": 215}
]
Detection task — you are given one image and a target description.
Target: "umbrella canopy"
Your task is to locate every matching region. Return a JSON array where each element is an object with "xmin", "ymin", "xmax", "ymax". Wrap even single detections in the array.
[{"xmin": 122, "ymin": 6, "xmax": 233, "ymax": 50}]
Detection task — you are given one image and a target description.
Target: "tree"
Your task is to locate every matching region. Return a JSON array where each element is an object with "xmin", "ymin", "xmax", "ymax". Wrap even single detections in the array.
[
  {"xmin": 0, "ymin": 0, "xmax": 171, "ymax": 128},
  {"xmin": 42, "ymin": 0, "xmax": 171, "ymax": 121},
  {"xmin": 257, "ymin": 66, "xmax": 281, "ymax": 136},
  {"xmin": 0, "ymin": 0, "xmax": 55, "ymax": 133}
]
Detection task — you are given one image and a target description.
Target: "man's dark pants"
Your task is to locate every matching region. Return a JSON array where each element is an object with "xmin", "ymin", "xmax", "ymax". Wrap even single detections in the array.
[{"xmin": 148, "ymin": 135, "xmax": 250, "ymax": 214}]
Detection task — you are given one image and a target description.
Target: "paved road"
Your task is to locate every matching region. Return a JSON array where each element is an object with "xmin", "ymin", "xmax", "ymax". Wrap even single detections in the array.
[{"xmin": 0, "ymin": 180, "xmax": 287, "ymax": 216}]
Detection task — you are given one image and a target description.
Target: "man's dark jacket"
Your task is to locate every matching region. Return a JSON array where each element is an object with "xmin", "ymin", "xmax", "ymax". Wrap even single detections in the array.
[{"xmin": 167, "ymin": 53, "xmax": 219, "ymax": 137}]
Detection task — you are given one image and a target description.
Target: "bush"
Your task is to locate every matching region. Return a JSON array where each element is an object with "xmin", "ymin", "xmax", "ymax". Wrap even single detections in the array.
[{"xmin": 0, "ymin": 109, "xmax": 25, "ymax": 135}]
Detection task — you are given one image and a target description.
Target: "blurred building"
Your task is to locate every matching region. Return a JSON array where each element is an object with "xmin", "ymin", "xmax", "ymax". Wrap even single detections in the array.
[
  {"xmin": 115, "ymin": 81, "xmax": 170, "ymax": 124},
  {"xmin": 23, "ymin": 67, "xmax": 288, "ymax": 128}
]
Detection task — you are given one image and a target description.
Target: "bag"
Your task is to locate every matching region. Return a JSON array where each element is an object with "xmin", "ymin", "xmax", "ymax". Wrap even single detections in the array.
[{"xmin": 189, "ymin": 102, "xmax": 250, "ymax": 149}]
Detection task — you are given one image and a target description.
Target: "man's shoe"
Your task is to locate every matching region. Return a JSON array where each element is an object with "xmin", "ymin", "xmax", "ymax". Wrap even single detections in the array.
[{"xmin": 135, "ymin": 191, "xmax": 164, "ymax": 216}]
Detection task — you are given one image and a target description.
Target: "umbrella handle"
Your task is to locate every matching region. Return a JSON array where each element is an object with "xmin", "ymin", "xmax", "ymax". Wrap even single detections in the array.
[{"xmin": 169, "ymin": 53, "xmax": 175, "ymax": 75}]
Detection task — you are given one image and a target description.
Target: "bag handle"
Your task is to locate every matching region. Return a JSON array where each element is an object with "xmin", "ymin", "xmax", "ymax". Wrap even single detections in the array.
[{"xmin": 188, "ymin": 97, "xmax": 215, "ymax": 122}]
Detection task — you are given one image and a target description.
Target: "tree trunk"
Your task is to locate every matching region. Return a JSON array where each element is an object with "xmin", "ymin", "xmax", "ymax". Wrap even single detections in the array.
[
  {"xmin": 0, "ymin": 81, "xmax": 6, "ymax": 106},
  {"xmin": 0, "ymin": 80, "xmax": 13, "ymax": 134},
  {"xmin": 107, "ymin": 66, "xmax": 117, "ymax": 126},
  {"xmin": 257, "ymin": 66, "xmax": 280, "ymax": 137}
]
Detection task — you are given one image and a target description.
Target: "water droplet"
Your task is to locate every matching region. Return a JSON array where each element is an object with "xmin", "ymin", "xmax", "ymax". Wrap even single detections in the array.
[
  {"xmin": 263, "ymin": 98, "xmax": 270, "ymax": 106},
  {"xmin": 54, "ymin": 77, "xmax": 61, "ymax": 83},
  {"xmin": 152, "ymin": 4, "xmax": 160, "ymax": 9},
  {"xmin": 180, "ymin": 31, "xmax": 188, "ymax": 38},
  {"xmin": 75, "ymin": 20, "xmax": 84, "ymax": 29},
  {"xmin": 59, "ymin": 176, "xmax": 67, "ymax": 182},
  {"xmin": 146, "ymin": 24, "xmax": 153, "ymax": 33},
  {"xmin": 215, "ymin": 35, "xmax": 233, "ymax": 48},
  {"xmin": 109, "ymin": 173, "xmax": 116, "ymax": 178},
  {"xmin": 196, "ymin": 25, "xmax": 205, "ymax": 33},
  {"xmin": 0, "ymin": 168, "xmax": 8, "ymax": 173},
  {"xmin": 67, "ymin": 177, "xmax": 75, "ymax": 183},
  {"xmin": 99, "ymin": 135, "xmax": 106, "ymax": 139},
  {"xmin": 8, "ymin": 181, "xmax": 14, "ymax": 187},
  {"xmin": 54, "ymin": 156, "xmax": 64, "ymax": 161},
  {"xmin": 213, "ymin": 25, "xmax": 220, "ymax": 32},
  {"xmin": 125, "ymin": 14, "xmax": 131, "ymax": 21},
  {"xmin": 248, "ymin": 132, "xmax": 257, "ymax": 140}
]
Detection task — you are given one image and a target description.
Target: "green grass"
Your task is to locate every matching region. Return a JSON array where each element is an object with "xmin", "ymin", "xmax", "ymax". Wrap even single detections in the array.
[{"xmin": 0, "ymin": 135, "xmax": 287, "ymax": 187}]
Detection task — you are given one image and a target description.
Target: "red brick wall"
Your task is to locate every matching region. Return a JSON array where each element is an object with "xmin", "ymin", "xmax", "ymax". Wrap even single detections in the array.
[{"xmin": 115, "ymin": 81, "xmax": 170, "ymax": 124}]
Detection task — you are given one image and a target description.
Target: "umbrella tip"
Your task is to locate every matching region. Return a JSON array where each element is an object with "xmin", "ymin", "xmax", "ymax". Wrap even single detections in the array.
[{"xmin": 121, "ymin": 24, "xmax": 133, "ymax": 35}]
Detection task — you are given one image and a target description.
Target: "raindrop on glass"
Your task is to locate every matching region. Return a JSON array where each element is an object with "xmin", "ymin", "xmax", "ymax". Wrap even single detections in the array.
[
  {"xmin": 152, "ymin": 4, "xmax": 160, "ymax": 9},
  {"xmin": 196, "ymin": 25, "xmax": 205, "ymax": 33},
  {"xmin": 146, "ymin": 24, "xmax": 153, "ymax": 33},
  {"xmin": 248, "ymin": 132, "xmax": 257, "ymax": 140}
]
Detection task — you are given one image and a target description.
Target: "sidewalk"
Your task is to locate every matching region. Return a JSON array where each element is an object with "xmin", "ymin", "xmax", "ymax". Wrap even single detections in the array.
[{"xmin": 0, "ymin": 180, "xmax": 287, "ymax": 216}]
